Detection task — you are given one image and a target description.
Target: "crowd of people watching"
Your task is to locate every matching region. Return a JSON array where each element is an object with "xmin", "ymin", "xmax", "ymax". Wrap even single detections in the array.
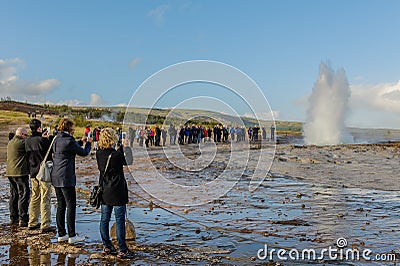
[
  {"xmin": 5, "ymin": 117, "xmax": 276, "ymax": 260},
  {"xmin": 6, "ymin": 118, "xmax": 134, "ymax": 259},
  {"xmin": 122, "ymin": 124, "xmax": 276, "ymax": 148}
]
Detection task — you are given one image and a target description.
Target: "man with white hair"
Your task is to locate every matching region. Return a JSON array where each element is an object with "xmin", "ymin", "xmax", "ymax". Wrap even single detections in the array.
[{"xmin": 6, "ymin": 127, "xmax": 30, "ymax": 227}]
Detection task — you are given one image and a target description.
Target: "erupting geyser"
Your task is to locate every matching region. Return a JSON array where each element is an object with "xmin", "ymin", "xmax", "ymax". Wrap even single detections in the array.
[{"xmin": 303, "ymin": 62, "xmax": 352, "ymax": 145}]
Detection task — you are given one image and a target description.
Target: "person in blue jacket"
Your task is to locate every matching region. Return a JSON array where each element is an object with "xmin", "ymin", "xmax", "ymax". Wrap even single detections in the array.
[{"xmin": 51, "ymin": 118, "xmax": 92, "ymax": 244}]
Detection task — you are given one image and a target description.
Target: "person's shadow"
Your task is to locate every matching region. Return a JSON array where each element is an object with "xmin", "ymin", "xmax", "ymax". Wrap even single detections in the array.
[
  {"xmin": 56, "ymin": 253, "xmax": 77, "ymax": 266},
  {"xmin": 9, "ymin": 241, "xmax": 29, "ymax": 266},
  {"xmin": 9, "ymin": 244, "xmax": 79, "ymax": 266},
  {"xmin": 29, "ymin": 248, "xmax": 51, "ymax": 265}
]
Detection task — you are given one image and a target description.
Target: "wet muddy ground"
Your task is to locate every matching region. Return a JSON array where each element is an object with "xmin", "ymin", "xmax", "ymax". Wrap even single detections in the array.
[{"xmin": 0, "ymin": 141, "xmax": 399, "ymax": 265}]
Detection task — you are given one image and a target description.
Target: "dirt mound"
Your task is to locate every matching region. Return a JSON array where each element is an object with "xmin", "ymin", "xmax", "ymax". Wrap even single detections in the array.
[{"xmin": 0, "ymin": 101, "xmax": 58, "ymax": 116}]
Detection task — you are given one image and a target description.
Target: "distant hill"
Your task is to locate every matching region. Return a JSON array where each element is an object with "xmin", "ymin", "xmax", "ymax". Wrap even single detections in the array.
[
  {"xmin": 0, "ymin": 100, "xmax": 303, "ymax": 134},
  {"xmin": 0, "ymin": 100, "xmax": 58, "ymax": 115}
]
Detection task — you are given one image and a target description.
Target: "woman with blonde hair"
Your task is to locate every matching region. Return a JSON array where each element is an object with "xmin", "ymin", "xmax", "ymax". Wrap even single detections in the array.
[
  {"xmin": 51, "ymin": 118, "xmax": 92, "ymax": 244},
  {"xmin": 96, "ymin": 128, "xmax": 134, "ymax": 259}
]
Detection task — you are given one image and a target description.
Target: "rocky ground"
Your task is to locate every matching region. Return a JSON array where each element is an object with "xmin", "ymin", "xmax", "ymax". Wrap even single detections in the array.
[{"xmin": 0, "ymin": 138, "xmax": 399, "ymax": 265}]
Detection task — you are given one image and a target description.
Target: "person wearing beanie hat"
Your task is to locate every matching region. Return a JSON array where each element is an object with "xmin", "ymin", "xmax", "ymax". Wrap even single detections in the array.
[{"xmin": 25, "ymin": 119, "xmax": 56, "ymax": 233}]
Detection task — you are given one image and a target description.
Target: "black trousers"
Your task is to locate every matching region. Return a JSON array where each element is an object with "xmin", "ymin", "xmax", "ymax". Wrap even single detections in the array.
[
  {"xmin": 8, "ymin": 176, "xmax": 30, "ymax": 222},
  {"xmin": 55, "ymin": 187, "xmax": 76, "ymax": 237},
  {"xmin": 155, "ymin": 136, "xmax": 160, "ymax": 146}
]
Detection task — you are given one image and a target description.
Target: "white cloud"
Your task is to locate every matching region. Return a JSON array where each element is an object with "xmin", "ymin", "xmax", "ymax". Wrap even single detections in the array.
[
  {"xmin": 21, "ymin": 79, "xmax": 60, "ymax": 94},
  {"xmin": 346, "ymin": 80, "xmax": 400, "ymax": 128},
  {"xmin": 0, "ymin": 58, "xmax": 23, "ymax": 83},
  {"xmin": 89, "ymin": 93, "xmax": 106, "ymax": 106},
  {"xmin": 350, "ymin": 80, "xmax": 400, "ymax": 113},
  {"xmin": 29, "ymin": 94, "xmax": 107, "ymax": 107},
  {"xmin": 0, "ymin": 58, "xmax": 60, "ymax": 98},
  {"xmin": 243, "ymin": 111, "xmax": 279, "ymax": 121},
  {"xmin": 148, "ymin": 4, "xmax": 170, "ymax": 25},
  {"xmin": 56, "ymin": 99, "xmax": 83, "ymax": 106},
  {"xmin": 129, "ymin": 58, "xmax": 141, "ymax": 68}
]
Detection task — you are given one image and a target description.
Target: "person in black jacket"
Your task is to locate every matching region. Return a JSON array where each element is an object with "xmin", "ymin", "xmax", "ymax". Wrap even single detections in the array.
[
  {"xmin": 25, "ymin": 119, "xmax": 56, "ymax": 233},
  {"xmin": 51, "ymin": 118, "xmax": 91, "ymax": 244},
  {"xmin": 155, "ymin": 125, "xmax": 161, "ymax": 146},
  {"xmin": 96, "ymin": 128, "xmax": 134, "ymax": 259}
]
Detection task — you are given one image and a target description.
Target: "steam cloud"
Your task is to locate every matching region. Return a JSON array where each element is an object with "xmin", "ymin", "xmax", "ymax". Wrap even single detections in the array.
[{"xmin": 303, "ymin": 62, "xmax": 352, "ymax": 145}]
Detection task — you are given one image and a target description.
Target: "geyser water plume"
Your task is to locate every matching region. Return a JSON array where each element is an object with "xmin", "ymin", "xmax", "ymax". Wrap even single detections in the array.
[{"xmin": 303, "ymin": 62, "xmax": 352, "ymax": 145}]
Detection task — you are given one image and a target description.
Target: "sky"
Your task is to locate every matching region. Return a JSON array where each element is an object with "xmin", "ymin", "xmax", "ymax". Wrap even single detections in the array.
[{"xmin": 1, "ymin": 0, "xmax": 400, "ymax": 129}]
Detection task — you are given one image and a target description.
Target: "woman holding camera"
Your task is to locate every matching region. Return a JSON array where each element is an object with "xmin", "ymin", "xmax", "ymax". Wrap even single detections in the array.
[
  {"xmin": 96, "ymin": 128, "xmax": 134, "ymax": 259},
  {"xmin": 51, "ymin": 118, "xmax": 92, "ymax": 244}
]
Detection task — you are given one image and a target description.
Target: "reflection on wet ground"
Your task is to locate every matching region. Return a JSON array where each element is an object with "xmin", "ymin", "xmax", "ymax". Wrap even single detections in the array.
[{"xmin": 0, "ymin": 142, "xmax": 399, "ymax": 265}]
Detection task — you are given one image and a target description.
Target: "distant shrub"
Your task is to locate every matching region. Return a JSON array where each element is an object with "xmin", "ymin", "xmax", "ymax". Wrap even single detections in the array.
[
  {"xmin": 73, "ymin": 114, "xmax": 90, "ymax": 127},
  {"xmin": 116, "ymin": 111, "xmax": 125, "ymax": 122}
]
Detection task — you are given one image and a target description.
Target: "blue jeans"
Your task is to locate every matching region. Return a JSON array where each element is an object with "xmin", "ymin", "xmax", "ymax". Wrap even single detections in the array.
[
  {"xmin": 100, "ymin": 204, "xmax": 127, "ymax": 252},
  {"xmin": 170, "ymin": 134, "xmax": 176, "ymax": 145}
]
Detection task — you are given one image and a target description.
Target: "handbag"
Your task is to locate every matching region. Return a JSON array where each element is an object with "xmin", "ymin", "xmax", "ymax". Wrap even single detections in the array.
[
  {"xmin": 110, "ymin": 212, "xmax": 136, "ymax": 240},
  {"xmin": 89, "ymin": 185, "xmax": 102, "ymax": 209},
  {"xmin": 37, "ymin": 136, "xmax": 57, "ymax": 182},
  {"xmin": 89, "ymin": 154, "xmax": 112, "ymax": 208}
]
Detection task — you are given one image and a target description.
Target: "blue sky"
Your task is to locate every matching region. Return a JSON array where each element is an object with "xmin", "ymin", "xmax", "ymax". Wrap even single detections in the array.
[{"xmin": 1, "ymin": 0, "xmax": 400, "ymax": 128}]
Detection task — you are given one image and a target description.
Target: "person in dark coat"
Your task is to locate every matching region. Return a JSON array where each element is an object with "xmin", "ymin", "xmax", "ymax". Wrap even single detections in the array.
[
  {"xmin": 252, "ymin": 125, "xmax": 260, "ymax": 141},
  {"xmin": 155, "ymin": 126, "xmax": 161, "ymax": 146},
  {"xmin": 179, "ymin": 126, "xmax": 185, "ymax": 145},
  {"xmin": 222, "ymin": 126, "xmax": 229, "ymax": 142},
  {"xmin": 51, "ymin": 118, "xmax": 91, "ymax": 244},
  {"xmin": 25, "ymin": 119, "xmax": 56, "ymax": 232},
  {"xmin": 96, "ymin": 128, "xmax": 134, "ymax": 259},
  {"xmin": 216, "ymin": 125, "xmax": 222, "ymax": 143},
  {"xmin": 270, "ymin": 124, "xmax": 276, "ymax": 141}
]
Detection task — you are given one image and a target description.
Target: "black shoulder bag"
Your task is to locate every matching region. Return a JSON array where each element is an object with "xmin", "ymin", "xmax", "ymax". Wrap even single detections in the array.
[{"xmin": 89, "ymin": 154, "xmax": 112, "ymax": 208}]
